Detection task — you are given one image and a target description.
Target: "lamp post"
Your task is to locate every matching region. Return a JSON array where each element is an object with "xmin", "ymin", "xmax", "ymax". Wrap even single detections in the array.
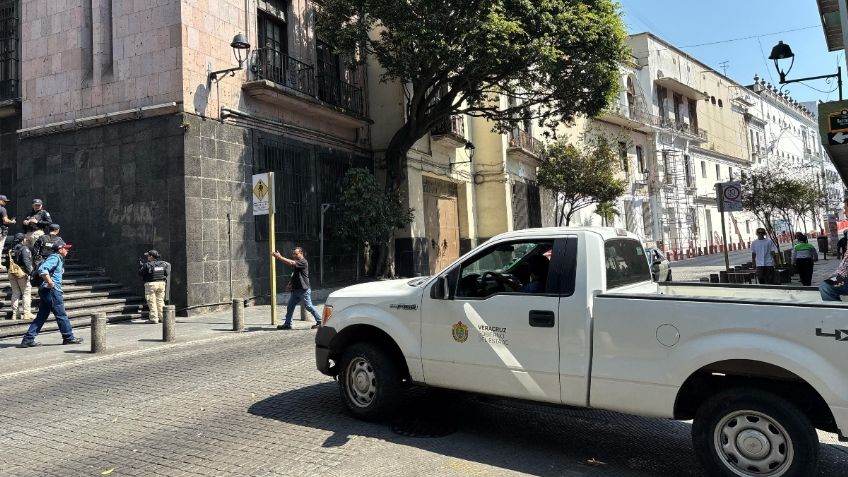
[
  {"xmin": 207, "ymin": 33, "xmax": 252, "ymax": 86},
  {"xmin": 768, "ymin": 41, "xmax": 842, "ymax": 101},
  {"xmin": 449, "ymin": 141, "xmax": 475, "ymax": 170}
]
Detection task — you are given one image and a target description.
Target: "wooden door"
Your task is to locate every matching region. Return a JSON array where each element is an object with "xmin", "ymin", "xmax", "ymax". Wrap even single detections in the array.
[{"xmin": 436, "ymin": 197, "xmax": 460, "ymax": 272}]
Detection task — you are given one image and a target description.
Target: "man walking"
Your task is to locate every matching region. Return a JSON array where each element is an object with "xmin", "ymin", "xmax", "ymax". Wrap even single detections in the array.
[
  {"xmin": 139, "ymin": 250, "xmax": 170, "ymax": 324},
  {"xmin": 23, "ymin": 199, "xmax": 51, "ymax": 249},
  {"xmin": 8, "ymin": 233, "xmax": 34, "ymax": 320},
  {"xmin": 19, "ymin": 241, "xmax": 83, "ymax": 347},
  {"xmin": 32, "ymin": 223, "xmax": 62, "ymax": 268},
  {"xmin": 751, "ymin": 228, "xmax": 778, "ymax": 285},
  {"xmin": 272, "ymin": 247, "xmax": 321, "ymax": 330},
  {"xmin": 0, "ymin": 194, "xmax": 15, "ymax": 272}
]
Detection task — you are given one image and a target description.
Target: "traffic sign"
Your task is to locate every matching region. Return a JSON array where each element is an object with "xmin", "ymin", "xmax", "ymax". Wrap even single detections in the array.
[
  {"xmin": 716, "ymin": 181, "xmax": 743, "ymax": 212},
  {"xmin": 252, "ymin": 172, "xmax": 273, "ymax": 216},
  {"xmin": 829, "ymin": 131, "xmax": 848, "ymax": 145},
  {"xmin": 829, "ymin": 109, "xmax": 848, "ymax": 133}
]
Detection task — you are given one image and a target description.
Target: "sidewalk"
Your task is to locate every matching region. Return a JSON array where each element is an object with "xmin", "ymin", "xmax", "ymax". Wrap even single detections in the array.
[
  {"xmin": 672, "ymin": 254, "xmax": 843, "ymax": 286},
  {"xmin": 0, "ymin": 303, "xmax": 324, "ymax": 376}
]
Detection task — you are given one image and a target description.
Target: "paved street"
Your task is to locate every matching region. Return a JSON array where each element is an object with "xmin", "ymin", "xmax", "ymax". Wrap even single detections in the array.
[
  {"xmin": 670, "ymin": 248, "xmax": 844, "ymax": 284},
  {"xmin": 1, "ymin": 308, "xmax": 847, "ymax": 477}
]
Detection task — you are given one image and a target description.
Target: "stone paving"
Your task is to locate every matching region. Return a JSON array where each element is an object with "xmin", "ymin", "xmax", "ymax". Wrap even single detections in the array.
[{"xmin": 0, "ymin": 305, "xmax": 847, "ymax": 476}]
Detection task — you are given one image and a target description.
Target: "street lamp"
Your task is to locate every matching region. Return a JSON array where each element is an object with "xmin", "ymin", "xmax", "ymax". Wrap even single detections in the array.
[
  {"xmin": 449, "ymin": 141, "xmax": 475, "ymax": 170},
  {"xmin": 768, "ymin": 41, "xmax": 842, "ymax": 101},
  {"xmin": 207, "ymin": 33, "xmax": 252, "ymax": 86}
]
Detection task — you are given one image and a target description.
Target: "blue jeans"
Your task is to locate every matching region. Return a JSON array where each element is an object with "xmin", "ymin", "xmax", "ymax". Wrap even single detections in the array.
[
  {"xmin": 284, "ymin": 288, "xmax": 321, "ymax": 326},
  {"xmin": 22, "ymin": 288, "xmax": 75, "ymax": 342},
  {"xmin": 820, "ymin": 280, "xmax": 848, "ymax": 301}
]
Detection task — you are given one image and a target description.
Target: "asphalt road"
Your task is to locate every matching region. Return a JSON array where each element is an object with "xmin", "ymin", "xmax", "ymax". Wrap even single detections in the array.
[
  {"xmin": 1, "ymin": 330, "xmax": 847, "ymax": 476},
  {"xmin": 670, "ymin": 249, "xmax": 754, "ymax": 269}
]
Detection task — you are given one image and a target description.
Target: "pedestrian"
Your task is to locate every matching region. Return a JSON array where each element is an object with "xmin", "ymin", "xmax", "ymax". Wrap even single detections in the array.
[
  {"xmin": 32, "ymin": 223, "xmax": 62, "ymax": 268},
  {"xmin": 0, "ymin": 194, "xmax": 16, "ymax": 272},
  {"xmin": 271, "ymin": 247, "xmax": 322, "ymax": 330},
  {"xmin": 821, "ymin": 200, "xmax": 848, "ymax": 301},
  {"xmin": 838, "ymin": 231, "xmax": 848, "ymax": 259},
  {"xmin": 19, "ymin": 241, "xmax": 83, "ymax": 347},
  {"xmin": 8, "ymin": 233, "xmax": 34, "ymax": 320},
  {"xmin": 791, "ymin": 232, "xmax": 817, "ymax": 286},
  {"xmin": 138, "ymin": 250, "xmax": 170, "ymax": 324},
  {"xmin": 23, "ymin": 199, "xmax": 51, "ymax": 249},
  {"xmin": 751, "ymin": 228, "xmax": 779, "ymax": 285}
]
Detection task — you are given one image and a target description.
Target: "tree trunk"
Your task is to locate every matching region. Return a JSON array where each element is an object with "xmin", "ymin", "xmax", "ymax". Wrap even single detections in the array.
[{"xmin": 379, "ymin": 125, "xmax": 422, "ymax": 278}]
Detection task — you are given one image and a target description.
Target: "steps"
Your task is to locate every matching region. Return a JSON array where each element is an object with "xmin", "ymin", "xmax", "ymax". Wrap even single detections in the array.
[{"xmin": 0, "ymin": 257, "xmax": 147, "ymax": 339}]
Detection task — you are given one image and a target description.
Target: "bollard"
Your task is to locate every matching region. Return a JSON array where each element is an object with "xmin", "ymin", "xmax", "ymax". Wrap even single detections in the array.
[
  {"xmin": 233, "ymin": 298, "xmax": 245, "ymax": 332},
  {"xmin": 719, "ymin": 270, "xmax": 729, "ymax": 283},
  {"xmin": 300, "ymin": 304, "xmax": 307, "ymax": 321},
  {"xmin": 162, "ymin": 305, "xmax": 176, "ymax": 342},
  {"xmin": 91, "ymin": 313, "xmax": 107, "ymax": 354}
]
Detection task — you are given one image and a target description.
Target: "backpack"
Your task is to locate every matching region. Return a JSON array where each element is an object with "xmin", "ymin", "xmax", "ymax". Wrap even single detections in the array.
[
  {"xmin": 7, "ymin": 249, "xmax": 26, "ymax": 279},
  {"xmin": 29, "ymin": 267, "xmax": 44, "ymax": 287}
]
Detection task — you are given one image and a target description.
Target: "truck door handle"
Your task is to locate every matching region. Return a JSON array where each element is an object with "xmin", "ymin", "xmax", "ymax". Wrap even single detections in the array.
[{"xmin": 528, "ymin": 310, "xmax": 555, "ymax": 328}]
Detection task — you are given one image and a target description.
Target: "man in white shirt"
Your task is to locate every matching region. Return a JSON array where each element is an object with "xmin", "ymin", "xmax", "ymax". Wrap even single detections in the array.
[{"xmin": 751, "ymin": 228, "xmax": 778, "ymax": 285}]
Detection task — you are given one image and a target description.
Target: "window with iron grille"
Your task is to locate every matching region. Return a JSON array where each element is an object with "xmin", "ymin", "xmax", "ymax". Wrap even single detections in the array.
[
  {"xmin": 512, "ymin": 181, "xmax": 542, "ymax": 230},
  {"xmin": 0, "ymin": 0, "xmax": 18, "ymax": 101},
  {"xmin": 254, "ymin": 139, "xmax": 315, "ymax": 241}
]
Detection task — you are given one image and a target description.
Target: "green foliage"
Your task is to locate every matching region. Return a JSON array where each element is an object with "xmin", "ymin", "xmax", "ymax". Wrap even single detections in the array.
[
  {"xmin": 317, "ymin": 0, "xmax": 629, "ymax": 189},
  {"xmin": 336, "ymin": 168, "xmax": 414, "ymax": 249},
  {"xmin": 595, "ymin": 201, "xmax": 620, "ymax": 227},
  {"xmin": 742, "ymin": 165, "xmax": 822, "ymax": 244},
  {"xmin": 537, "ymin": 135, "xmax": 626, "ymax": 226}
]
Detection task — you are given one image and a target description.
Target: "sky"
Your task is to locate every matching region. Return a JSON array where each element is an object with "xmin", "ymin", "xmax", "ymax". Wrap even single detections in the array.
[{"xmin": 617, "ymin": 0, "xmax": 844, "ymax": 104}]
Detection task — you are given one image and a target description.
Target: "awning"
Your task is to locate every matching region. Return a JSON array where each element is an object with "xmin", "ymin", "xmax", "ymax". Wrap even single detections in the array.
[{"xmin": 817, "ymin": 0, "xmax": 844, "ymax": 52}]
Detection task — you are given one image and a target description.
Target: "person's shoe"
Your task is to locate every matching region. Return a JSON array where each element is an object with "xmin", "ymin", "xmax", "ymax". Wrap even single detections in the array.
[
  {"xmin": 62, "ymin": 337, "xmax": 84, "ymax": 345},
  {"xmin": 23, "ymin": 313, "xmax": 35, "ymax": 320},
  {"xmin": 276, "ymin": 324, "xmax": 292, "ymax": 330},
  {"xmin": 145, "ymin": 319, "xmax": 159, "ymax": 324},
  {"xmin": 311, "ymin": 323, "xmax": 321, "ymax": 329},
  {"xmin": 18, "ymin": 340, "xmax": 40, "ymax": 348}
]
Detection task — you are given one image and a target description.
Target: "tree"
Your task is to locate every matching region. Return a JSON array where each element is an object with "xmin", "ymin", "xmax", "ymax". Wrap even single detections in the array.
[
  {"xmin": 537, "ymin": 135, "xmax": 626, "ymax": 226},
  {"xmin": 335, "ymin": 168, "xmax": 414, "ymax": 279},
  {"xmin": 595, "ymin": 201, "xmax": 620, "ymax": 227},
  {"xmin": 317, "ymin": 0, "xmax": 628, "ymax": 194}
]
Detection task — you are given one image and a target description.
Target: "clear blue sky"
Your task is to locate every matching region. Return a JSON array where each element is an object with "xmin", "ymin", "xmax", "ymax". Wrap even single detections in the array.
[{"xmin": 618, "ymin": 0, "xmax": 844, "ymax": 103}]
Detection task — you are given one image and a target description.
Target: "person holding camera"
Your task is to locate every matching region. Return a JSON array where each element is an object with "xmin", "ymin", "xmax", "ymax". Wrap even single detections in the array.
[
  {"xmin": 138, "ymin": 250, "xmax": 170, "ymax": 324},
  {"xmin": 23, "ymin": 199, "xmax": 51, "ymax": 249}
]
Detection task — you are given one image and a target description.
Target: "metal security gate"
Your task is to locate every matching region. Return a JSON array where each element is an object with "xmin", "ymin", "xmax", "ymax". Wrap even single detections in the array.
[{"xmin": 512, "ymin": 181, "xmax": 542, "ymax": 230}]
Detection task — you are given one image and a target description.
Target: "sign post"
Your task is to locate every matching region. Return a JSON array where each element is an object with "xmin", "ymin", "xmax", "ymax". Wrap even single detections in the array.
[
  {"xmin": 253, "ymin": 172, "xmax": 277, "ymax": 325},
  {"xmin": 716, "ymin": 181, "xmax": 743, "ymax": 274}
]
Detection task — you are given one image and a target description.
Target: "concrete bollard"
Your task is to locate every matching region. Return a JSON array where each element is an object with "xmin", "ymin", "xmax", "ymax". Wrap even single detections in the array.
[
  {"xmin": 91, "ymin": 313, "xmax": 107, "ymax": 354},
  {"xmin": 300, "ymin": 304, "xmax": 307, "ymax": 321},
  {"xmin": 162, "ymin": 305, "xmax": 176, "ymax": 342},
  {"xmin": 233, "ymin": 298, "xmax": 244, "ymax": 332}
]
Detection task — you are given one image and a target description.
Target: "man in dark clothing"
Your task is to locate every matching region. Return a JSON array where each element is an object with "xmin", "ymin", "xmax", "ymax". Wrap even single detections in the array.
[
  {"xmin": 9, "ymin": 233, "xmax": 33, "ymax": 320},
  {"xmin": 32, "ymin": 223, "xmax": 62, "ymax": 268},
  {"xmin": 838, "ymin": 231, "xmax": 848, "ymax": 260},
  {"xmin": 0, "ymin": 194, "xmax": 16, "ymax": 272},
  {"xmin": 23, "ymin": 199, "xmax": 52, "ymax": 249},
  {"xmin": 138, "ymin": 250, "xmax": 171, "ymax": 324},
  {"xmin": 271, "ymin": 246, "xmax": 321, "ymax": 330},
  {"xmin": 20, "ymin": 241, "xmax": 83, "ymax": 347}
]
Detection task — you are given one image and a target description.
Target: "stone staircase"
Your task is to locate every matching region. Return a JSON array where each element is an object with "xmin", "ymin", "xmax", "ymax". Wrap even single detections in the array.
[{"xmin": 0, "ymin": 257, "xmax": 147, "ymax": 339}]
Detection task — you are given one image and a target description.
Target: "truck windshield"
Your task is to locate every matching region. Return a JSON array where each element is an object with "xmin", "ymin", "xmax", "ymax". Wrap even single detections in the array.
[{"xmin": 605, "ymin": 239, "xmax": 652, "ymax": 289}]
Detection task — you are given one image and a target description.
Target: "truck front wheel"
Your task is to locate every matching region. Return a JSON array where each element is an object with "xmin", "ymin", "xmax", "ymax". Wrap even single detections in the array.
[
  {"xmin": 692, "ymin": 388, "xmax": 818, "ymax": 477},
  {"xmin": 338, "ymin": 342, "xmax": 402, "ymax": 421}
]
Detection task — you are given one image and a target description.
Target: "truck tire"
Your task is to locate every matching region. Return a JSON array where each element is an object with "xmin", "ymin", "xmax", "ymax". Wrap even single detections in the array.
[
  {"xmin": 692, "ymin": 388, "xmax": 818, "ymax": 477},
  {"xmin": 338, "ymin": 342, "xmax": 402, "ymax": 421}
]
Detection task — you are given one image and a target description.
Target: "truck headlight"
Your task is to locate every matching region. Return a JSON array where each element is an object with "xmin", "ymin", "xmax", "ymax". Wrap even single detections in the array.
[{"xmin": 321, "ymin": 305, "xmax": 334, "ymax": 325}]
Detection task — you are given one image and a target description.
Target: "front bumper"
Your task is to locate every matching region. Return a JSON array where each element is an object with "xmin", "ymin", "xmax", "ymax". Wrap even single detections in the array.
[{"xmin": 315, "ymin": 325, "xmax": 338, "ymax": 376}]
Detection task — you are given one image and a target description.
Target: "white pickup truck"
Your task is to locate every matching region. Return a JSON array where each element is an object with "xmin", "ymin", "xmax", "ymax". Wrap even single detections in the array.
[{"xmin": 315, "ymin": 227, "xmax": 848, "ymax": 477}]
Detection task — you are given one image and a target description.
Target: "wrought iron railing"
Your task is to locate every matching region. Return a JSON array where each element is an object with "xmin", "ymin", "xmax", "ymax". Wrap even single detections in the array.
[
  {"xmin": 603, "ymin": 98, "xmax": 649, "ymax": 123},
  {"xmin": 0, "ymin": 0, "xmax": 18, "ymax": 101},
  {"xmin": 316, "ymin": 73, "xmax": 364, "ymax": 116},
  {"xmin": 508, "ymin": 128, "xmax": 544, "ymax": 156},
  {"xmin": 648, "ymin": 114, "xmax": 708, "ymax": 141},
  {"xmin": 254, "ymin": 48, "xmax": 315, "ymax": 97},
  {"xmin": 431, "ymin": 115, "xmax": 465, "ymax": 137}
]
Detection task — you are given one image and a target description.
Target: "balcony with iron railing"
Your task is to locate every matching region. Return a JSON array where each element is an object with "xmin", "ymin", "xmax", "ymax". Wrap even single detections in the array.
[
  {"xmin": 244, "ymin": 48, "xmax": 369, "ymax": 124},
  {"xmin": 507, "ymin": 128, "xmax": 544, "ymax": 161},
  {"xmin": 648, "ymin": 114, "xmax": 708, "ymax": 142},
  {"xmin": 597, "ymin": 98, "xmax": 651, "ymax": 131},
  {"xmin": 430, "ymin": 115, "xmax": 466, "ymax": 148}
]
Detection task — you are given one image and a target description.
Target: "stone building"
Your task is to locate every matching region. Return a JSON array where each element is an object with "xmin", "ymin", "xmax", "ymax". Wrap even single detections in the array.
[{"xmin": 0, "ymin": 0, "xmax": 374, "ymax": 313}]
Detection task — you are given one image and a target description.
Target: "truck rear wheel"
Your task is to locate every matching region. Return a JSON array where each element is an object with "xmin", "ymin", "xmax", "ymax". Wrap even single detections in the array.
[
  {"xmin": 338, "ymin": 342, "xmax": 402, "ymax": 421},
  {"xmin": 692, "ymin": 388, "xmax": 818, "ymax": 477}
]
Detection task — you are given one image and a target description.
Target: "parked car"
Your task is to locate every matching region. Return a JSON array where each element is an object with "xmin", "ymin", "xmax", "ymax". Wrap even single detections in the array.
[
  {"xmin": 646, "ymin": 247, "xmax": 672, "ymax": 281},
  {"xmin": 316, "ymin": 227, "xmax": 848, "ymax": 477}
]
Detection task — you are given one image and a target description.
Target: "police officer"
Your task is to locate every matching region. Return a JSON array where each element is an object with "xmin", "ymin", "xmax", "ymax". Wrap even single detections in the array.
[
  {"xmin": 138, "ymin": 250, "xmax": 170, "ymax": 324},
  {"xmin": 9, "ymin": 233, "xmax": 34, "ymax": 320},
  {"xmin": 23, "ymin": 199, "xmax": 52, "ymax": 249},
  {"xmin": 0, "ymin": 194, "xmax": 15, "ymax": 272},
  {"xmin": 32, "ymin": 223, "xmax": 62, "ymax": 268}
]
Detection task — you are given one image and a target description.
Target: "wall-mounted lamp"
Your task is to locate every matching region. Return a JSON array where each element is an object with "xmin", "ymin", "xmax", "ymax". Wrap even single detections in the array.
[
  {"xmin": 208, "ymin": 33, "xmax": 252, "ymax": 86},
  {"xmin": 449, "ymin": 141, "xmax": 475, "ymax": 170},
  {"xmin": 768, "ymin": 41, "xmax": 842, "ymax": 101}
]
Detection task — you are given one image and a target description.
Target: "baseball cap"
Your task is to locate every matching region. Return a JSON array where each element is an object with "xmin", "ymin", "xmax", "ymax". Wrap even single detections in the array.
[
  {"xmin": 0, "ymin": 195, "xmax": 9, "ymax": 201},
  {"xmin": 12, "ymin": 233, "xmax": 24, "ymax": 243},
  {"xmin": 32, "ymin": 199, "xmax": 43, "ymax": 205},
  {"xmin": 48, "ymin": 223, "xmax": 60, "ymax": 231},
  {"xmin": 147, "ymin": 249, "xmax": 160, "ymax": 259},
  {"xmin": 51, "ymin": 242, "xmax": 72, "ymax": 252}
]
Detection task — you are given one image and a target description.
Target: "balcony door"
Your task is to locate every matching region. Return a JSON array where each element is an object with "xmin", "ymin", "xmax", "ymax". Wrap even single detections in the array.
[
  {"xmin": 317, "ymin": 39, "xmax": 340, "ymax": 104},
  {"xmin": 258, "ymin": 12, "xmax": 287, "ymax": 85}
]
